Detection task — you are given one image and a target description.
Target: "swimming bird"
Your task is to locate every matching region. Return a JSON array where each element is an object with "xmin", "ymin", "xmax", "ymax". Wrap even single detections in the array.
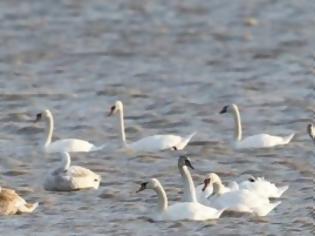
[
  {"xmin": 201, "ymin": 173, "xmax": 281, "ymax": 216},
  {"xmin": 35, "ymin": 109, "xmax": 105, "ymax": 153},
  {"xmin": 108, "ymin": 101, "xmax": 195, "ymax": 153},
  {"xmin": 44, "ymin": 152, "xmax": 101, "ymax": 191},
  {"xmin": 197, "ymin": 174, "xmax": 288, "ymax": 202},
  {"xmin": 136, "ymin": 178, "xmax": 224, "ymax": 221},
  {"xmin": 0, "ymin": 186, "xmax": 38, "ymax": 215},
  {"xmin": 219, "ymin": 104, "xmax": 294, "ymax": 149},
  {"xmin": 307, "ymin": 123, "xmax": 315, "ymax": 142}
]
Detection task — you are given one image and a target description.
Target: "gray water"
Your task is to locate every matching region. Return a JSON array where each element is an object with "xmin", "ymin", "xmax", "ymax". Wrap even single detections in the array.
[{"xmin": 0, "ymin": 0, "xmax": 314, "ymax": 235}]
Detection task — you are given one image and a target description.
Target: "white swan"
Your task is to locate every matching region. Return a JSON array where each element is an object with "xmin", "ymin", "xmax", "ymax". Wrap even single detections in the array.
[
  {"xmin": 108, "ymin": 101, "xmax": 195, "ymax": 153},
  {"xmin": 197, "ymin": 174, "xmax": 288, "ymax": 201},
  {"xmin": 137, "ymin": 178, "xmax": 224, "ymax": 221},
  {"xmin": 219, "ymin": 104, "xmax": 294, "ymax": 149},
  {"xmin": 238, "ymin": 176, "xmax": 289, "ymax": 199},
  {"xmin": 44, "ymin": 152, "xmax": 101, "ymax": 191},
  {"xmin": 307, "ymin": 123, "xmax": 315, "ymax": 142},
  {"xmin": 35, "ymin": 109, "xmax": 105, "ymax": 153},
  {"xmin": 202, "ymin": 173, "xmax": 281, "ymax": 217},
  {"xmin": 0, "ymin": 186, "xmax": 38, "ymax": 215}
]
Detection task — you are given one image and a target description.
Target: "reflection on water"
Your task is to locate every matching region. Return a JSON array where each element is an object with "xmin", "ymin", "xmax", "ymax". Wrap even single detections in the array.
[{"xmin": 0, "ymin": 0, "xmax": 314, "ymax": 235}]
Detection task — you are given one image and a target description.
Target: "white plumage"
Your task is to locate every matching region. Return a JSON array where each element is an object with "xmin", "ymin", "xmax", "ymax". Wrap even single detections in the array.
[{"xmin": 108, "ymin": 101, "xmax": 195, "ymax": 153}]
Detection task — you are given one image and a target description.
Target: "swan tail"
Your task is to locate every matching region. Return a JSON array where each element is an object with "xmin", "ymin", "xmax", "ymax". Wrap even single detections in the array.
[
  {"xmin": 90, "ymin": 144, "xmax": 106, "ymax": 152},
  {"xmin": 216, "ymin": 208, "xmax": 226, "ymax": 218},
  {"xmin": 257, "ymin": 201, "xmax": 281, "ymax": 217},
  {"xmin": 282, "ymin": 133, "xmax": 295, "ymax": 144},
  {"xmin": 175, "ymin": 132, "xmax": 196, "ymax": 150},
  {"xmin": 18, "ymin": 202, "xmax": 39, "ymax": 213},
  {"xmin": 276, "ymin": 185, "xmax": 289, "ymax": 198}
]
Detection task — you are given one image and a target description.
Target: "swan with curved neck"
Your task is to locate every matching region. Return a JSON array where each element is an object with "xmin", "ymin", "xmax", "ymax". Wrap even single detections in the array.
[
  {"xmin": 44, "ymin": 152, "xmax": 101, "ymax": 191},
  {"xmin": 219, "ymin": 104, "xmax": 295, "ymax": 149},
  {"xmin": 108, "ymin": 101, "xmax": 196, "ymax": 153},
  {"xmin": 177, "ymin": 155, "xmax": 197, "ymax": 202},
  {"xmin": 197, "ymin": 173, "xmax": 288, "ymax": 202},
  {"xmin": 307, "ymin": 123, "xmax": 315, "ymax": 142},
  {"xmin": 35, "ymin": 109, "xmax": 105, "ymax": 153},
  {"xmin": 137, "ymin": 178, "xmax": 224, "ymax": 221},
  {"xmin": 202, "ymin": 173, "xmax": 281, "ymax": 217},
  {"xmin": 0, "ymin": 186, "xmax": 38, "ymax": 215}
]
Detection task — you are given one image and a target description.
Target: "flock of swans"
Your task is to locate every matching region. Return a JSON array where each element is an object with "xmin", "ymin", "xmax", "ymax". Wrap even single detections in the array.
[{"xmin": 0, "ymin": 100, "xmax": 314, "ymax": 222}]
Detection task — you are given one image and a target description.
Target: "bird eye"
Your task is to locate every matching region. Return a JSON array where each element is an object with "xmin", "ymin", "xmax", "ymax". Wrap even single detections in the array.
[{"xmin": 248, "ymin": 177, "xmax": 255, "ymax": 182}]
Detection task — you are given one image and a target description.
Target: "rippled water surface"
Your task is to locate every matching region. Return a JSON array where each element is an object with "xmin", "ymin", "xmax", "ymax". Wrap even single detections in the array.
[{"xmin": 0, "ymin": 0, "xmax": 314, "ymax": 235}]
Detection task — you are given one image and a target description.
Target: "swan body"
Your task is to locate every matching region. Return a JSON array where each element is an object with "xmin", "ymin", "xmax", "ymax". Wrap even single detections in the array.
[
  {"xmin": 198, "ymin": 174, "xmax": 288, "ymax": 202},
  {"xmin": 0, "ymin": 187, "xmax": 38, "ymax": 215},
  {"xmin": 35, "ymin": 109, "xmax": 105, "ymax": 153},
  {"xmin": 137, "ymin": 178, "xmax": 224, "ymax": 221},
  {"xmin": 44, "ymin": 152, "xmax": 101, "ymax": 191},
  {"xmin": 220, "ymin": 104, "xmax": 294, "ymax": 149},
  {"xmin": 239, "ymin": 177, "xmax": 289, "ymax": 199},
  {"xmin": 108, "ymin": 101, "xmax": 195, "ymax": 153},
  {"xmin": 202, "ymin": 173, "xmax": 281, "ymax": 216},
  {"xmin": 307, "ymin": 123, "xmax": 315, "ymax": 142}
]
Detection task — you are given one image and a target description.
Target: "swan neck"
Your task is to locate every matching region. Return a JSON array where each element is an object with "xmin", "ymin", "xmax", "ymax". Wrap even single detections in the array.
[
  {"xmin": 180, "ymin": 166, "xmax": 197, "ymax": 202},
  {"xmin": 213, "ymin": 182, "xmax": 224, "ymax": 196},
  {"xmin": 60, "ymin": 152, "xmax": 71, "ymax": 171},
  {"xmin": 154, "ymin": 184, "xmax": 168, "ymax": 212},
  {"xmin": 118, "ymin": 107, "xmax": 127, "ymax": 145},
  {"xmin": 232, "ymin": 105, "xmax": 242, "ymax": 141},
  {"xmin": 45, "ymin": 114, "xmax": 54, "ymax": 147}
]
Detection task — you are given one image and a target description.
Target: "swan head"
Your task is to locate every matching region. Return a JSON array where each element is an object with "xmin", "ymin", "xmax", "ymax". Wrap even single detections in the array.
[
  {"xmin": 202, "ymin": 173, "xmax": 222, "ymax": 192},
  {"xmin": 136, "ymin": 178, "xmax": 160, "ymax": 193},
  {"xmin": 108, "ymin": 100, "xmax": 123, "ymax": 116},
  {"xmin": 178, "ymin": 155, "xmax": 194, "ymax": 170},
  {"xmin": 34, "ymin": 109, "xmax": 53, "ymax": 122},
  {"xmin": 307, "ymin": 123, "xmax": 315, "ymax": 141},
  {"xmin": 219, "ymin": 104, "xmax": 238, "ymax": 114}
]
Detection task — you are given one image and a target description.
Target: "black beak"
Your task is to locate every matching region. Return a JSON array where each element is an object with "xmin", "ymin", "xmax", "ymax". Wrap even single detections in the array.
[
  {"xmin": 136, "ymin": 182, "xmax": 147, "ymax": 193},
  {"xmin": 184, "ymin": 159, "xmax": 194, "ymax": 169},
  {"xmin": 34, "ymin": 113, "xmax": 42, "ymax": 122},
  {"xmin": 219, "ymin": 105, "xmax": 228, "ymax": 114},
  {"xmin": 107, "ymin": 106, "xmax": 115, "ymax": 117},
  {"xmin": 202, "ymin": 178, "xmax": 210, "ymax": 192}
]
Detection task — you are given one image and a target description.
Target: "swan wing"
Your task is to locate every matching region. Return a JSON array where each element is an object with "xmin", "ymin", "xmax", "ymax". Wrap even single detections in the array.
[
  {"xmin": 237, "ymin": 133, "xmax": 291, "ymax": 149},
  {"xmin": 46, "ymin": 139, "xmax": 95, "ymax": 153}
]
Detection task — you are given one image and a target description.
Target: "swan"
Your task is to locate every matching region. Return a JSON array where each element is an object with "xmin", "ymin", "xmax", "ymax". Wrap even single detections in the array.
[
  {"xmin": 202, "ymin": 173, "xmax": 281, "ymax": 217},
  {"xmin": 108, "ymin": 101, "xmax": 195, "ymax": 153},
  {"xmin": 238, "ymin": 176, "xmax": 289, "ymax": 199},
  {"xmin": 307, "ymin": 123, "xmax": 315, "ymax": 142},
  {"xmin": 219, "ymin": 104, "xmax": 294, "ymax": 149},
  {"xmin": 0, "ymin": 186, "xmax": 38, "ymax": 215},
  {"xmin": 197, "ymin": 174, "xmax": 288, "ymax": 202},
  {"xmin": 136, "ymin": 178, "xmax": 224, "ymax": 221},
  {"xmin": 44, "ymin": 152, "xmax": 101, "ymax": 191},
  {"xmin": 35, "ymin": 109, "xmax": 105, "ymax": 153}
]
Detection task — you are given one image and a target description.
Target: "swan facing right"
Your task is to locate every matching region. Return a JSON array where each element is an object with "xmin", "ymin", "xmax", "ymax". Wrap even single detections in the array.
[
  {"xmin": 44, "ymin": 152, "xmax": 101, "ymax": 191},
  {"xmin": 0, "ymin": 186, "xmax": 38, "ymax": 215}
]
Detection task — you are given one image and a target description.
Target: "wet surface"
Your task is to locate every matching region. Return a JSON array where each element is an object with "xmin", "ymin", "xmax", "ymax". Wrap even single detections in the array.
[{"xmin": 0, "ymin": 0, "xmax": 314, "ymax": 235}]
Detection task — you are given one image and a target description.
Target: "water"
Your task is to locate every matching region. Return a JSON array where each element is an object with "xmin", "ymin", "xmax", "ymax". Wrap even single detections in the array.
[{"xmin": 0, "ymin": 0, "xmax": 314, "ymax": 235}]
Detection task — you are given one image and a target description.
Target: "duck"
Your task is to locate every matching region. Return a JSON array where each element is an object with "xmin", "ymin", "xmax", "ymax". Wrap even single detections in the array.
[
  {"xmin": 108, "ymin": 101, "xmax": 195, "ymax": 153},
  {"xmin": 35, "ymin": 109, "xmax": 105, "ymax": 153},
  {"xmin": 219, "ymin": 104, "xmax": 294, "ymax": 149},
  {"xmin": 136, "ymin": 178, "xmax": 224, "ymax": 221},
  {"xmin": 0, "ymin": 186, "xmax": 38, "ymax": 215},
  {"xmin": 44, "ymin": 152, "xmax": 101, "ymax": 191},
  {"xmin": 201, "ymin": 173, "xmax": 281, "ymax": 216}
]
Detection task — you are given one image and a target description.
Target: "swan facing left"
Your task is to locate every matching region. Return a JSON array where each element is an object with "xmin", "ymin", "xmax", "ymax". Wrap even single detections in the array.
[
  {"xmin": 137, "ymin": 178, "xmax": 224, "ymax": 221},
  {"xmin": 108, "ymin": 101, "xmax": 196, "ymax": 153},
  {"xmin": 35, "ymin": 109, "xmax": 105, "ymax": 153},
  {"xmin": 44, "ymin": 152, "xmax": 101, "ymax": 191},
  {"xmin": 0, "ymin": 186, "xmax": 38, "ymax": 215}
]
